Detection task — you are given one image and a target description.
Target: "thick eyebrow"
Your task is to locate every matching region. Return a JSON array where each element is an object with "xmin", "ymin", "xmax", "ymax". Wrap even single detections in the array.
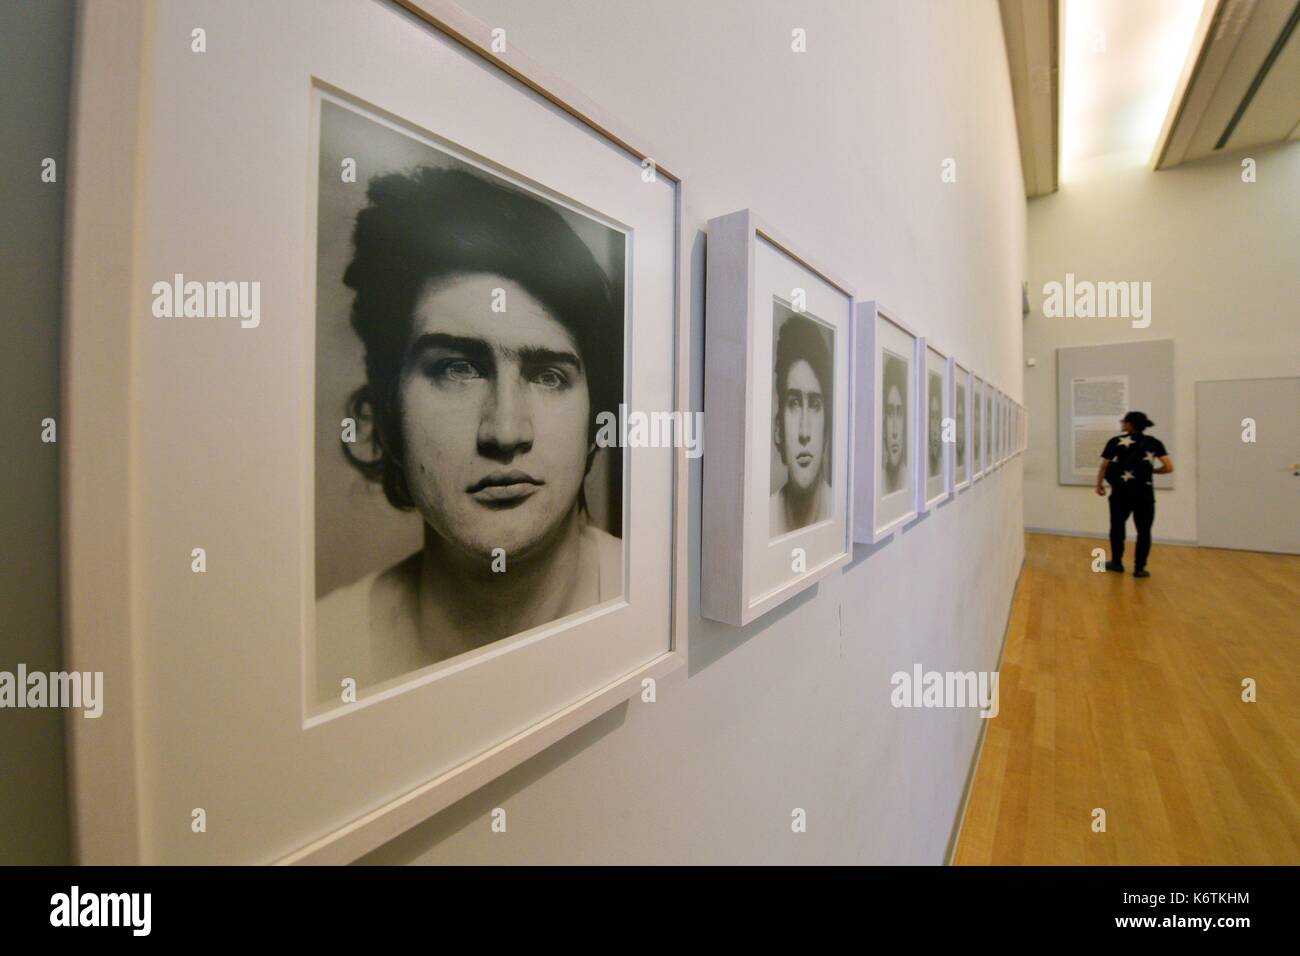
[
  {"xmin": 408, "ymin": 333, "xmax": 583, "ymax": 372},
  {"xmin": 783, "ymin": 386, "xmax": 823, "ymax": 401},
  {"xmin": 516, "ymin": 346, "xmax": 583, "ymax": 371},
  {"xmin": 408, "ymin": 333, "xmax": 492, "ymax": 363}
]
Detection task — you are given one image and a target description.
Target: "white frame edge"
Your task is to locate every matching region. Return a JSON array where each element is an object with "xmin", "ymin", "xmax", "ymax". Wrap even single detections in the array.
[
  {"xmin": 919, "ymin": 337, "xmax": 951, "ymax": 512},
  {"xmin": 702, "ymin": 210, "xmax": 856, "ymax": 626},
  {"xmin": 952, "ymin": 360, "xmax": 972, "ymax": 492},
  {"xmin": 854, "ymin": 301, "xmax": 920, "ymax": 544}
]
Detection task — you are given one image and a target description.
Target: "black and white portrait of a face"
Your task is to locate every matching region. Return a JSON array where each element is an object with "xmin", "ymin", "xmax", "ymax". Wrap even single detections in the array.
[
  {"xmin": 313, "ymin": 99, "xmax": 625, "ymax": 705},
  {"xmin": 769, "ymin": 304, "xmax": 834, "ymax": 537},
  {"xmin": 882, "ymin": 349, "xmax": 908, "ymax": 495},
  {"xmin": 955, "ymin": 380, "xmax": 967, "ymax": 468},
  {"xmin": 985, "ymin": 391, "xmax": 993, "ymax": 459},
  {"xmin": 927, "ymin": 369, "xmax": 943, "ymax": 479}
]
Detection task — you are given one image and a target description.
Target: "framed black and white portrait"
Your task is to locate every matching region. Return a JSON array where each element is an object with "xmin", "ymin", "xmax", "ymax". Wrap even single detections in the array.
[
  {"xmin": 989, "ymin": 388, "xmax": 1001, "ymax": 469},
  {"xmin": 983, "ymin": 379, "xmax": 995, "ymax": 473},
  {"xmin": 952, "ymin": 361, "xmax": 971, "ymax": 491},
  {"xmin": 854, "ymin": 302, "xmax": 920, "ymax": 543},
  {"xmin": 971, "ymin": 375, "xmax": 986, "ymax": 481},
  {"xmin": 1005, "ymin": 398, "xmax": 1013, "ymax": 460},
  {"xmin": 703, "ymin": 210, "xmax": 854, "ymax": 626},
  {"xmin": 63, "ymin": 0, "xmax": 689, "ymax": 864},
  {"xmin": 921, "ymin": 342, "xmax": 950, "ymax": 511},
  {"xmin": 312, "ymin": 93, "xmax": 633, "ymax": 708},
  {"xmin": 1005, "ymin": 395, "xmax": 1013, "ymax": 461}
]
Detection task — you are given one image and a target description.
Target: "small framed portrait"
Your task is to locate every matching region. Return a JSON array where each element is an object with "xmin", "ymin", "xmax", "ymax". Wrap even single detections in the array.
[
  {"xmin": 998, "ymin": 390, "xmax": 1008, "ymax": 465},
  {"xmin": 971, "ymin": 375, "xmax": 986, "ymax": 480},
  {"xmin": 1002, "ymin": 392, "xmax": 1011, "ymax": 462},
  {"xmin": 921, "ymin": 341, "xmax": 950, "ymax": 510},
  {"xmin": 990, "ymin": 388, "xmax": 1002, "ymax": 468},
  {"xmin": 1003, "ymin": 390, "xmax": 1013, "ymax": 463},
  {"xmin": 703, "ymin": 210, "xmax": 854, "ymax": 626},
  {"xmin": 1011, "ymin": 398, "xmax": 1019, "ymax": 457},
  {"xmin": 952, "ymin": 361, "xmax": 972, "ymax": 491},
  {"xmin": 1003, "ymin": 395, "xmax": 1013, "ymax": 455},
  {"xmin": 983, "ymin": 379, "xmax": 995, "ymax": 473},
  {"xmin": 854, "ymin": 301, "xmax": 921, "ymax": 543}
]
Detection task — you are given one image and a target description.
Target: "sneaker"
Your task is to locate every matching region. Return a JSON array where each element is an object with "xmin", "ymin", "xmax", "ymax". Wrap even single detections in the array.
[
  {"xmin": 1133, "ymin": 568, "xmax": 1150, "ymax": 578},
  {"xmin": 1104, "ymin": 561, "xmax": 1125, "ymax": 573}
]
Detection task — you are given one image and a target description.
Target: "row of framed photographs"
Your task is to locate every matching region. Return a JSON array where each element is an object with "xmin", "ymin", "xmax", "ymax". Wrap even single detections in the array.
[{"xmin": 703, "ymin": 210, "xmax": 1026, "ymax": 626}]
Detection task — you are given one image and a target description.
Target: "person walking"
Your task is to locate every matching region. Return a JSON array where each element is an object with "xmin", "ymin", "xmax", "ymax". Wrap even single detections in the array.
[{"xmin": 1095, "ymin": 411, "xmax": 1173, "ymax": 578}]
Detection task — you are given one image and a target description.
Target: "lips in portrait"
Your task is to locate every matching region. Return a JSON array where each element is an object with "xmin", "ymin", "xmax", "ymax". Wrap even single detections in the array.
[{"xmin": 467, "ymin": 470, "xmax": 545, "ymax": 507}]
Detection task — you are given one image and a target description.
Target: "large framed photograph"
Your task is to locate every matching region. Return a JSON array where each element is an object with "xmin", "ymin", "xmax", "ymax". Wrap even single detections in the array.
[
  {"xmin": 702, "ymin": 210, "xmax": 854, "ymax": 626},
  {"xmin": 63, "ymin": 0, "xmax": 688, "ymax": 864},
  {"xmin": 952, "ymin": 361, "xmax": 972, "ymax": 491},
  {"xmin": 971, "ymin": 375, "xmax": 986, "ymax": 481},
  {"xmin": 921, "ymin": 341, "xmax": 950, "ymax": 510},
  {"xmin": 854, "ymin": 302, "xmax": 921, "ymax": 543}
]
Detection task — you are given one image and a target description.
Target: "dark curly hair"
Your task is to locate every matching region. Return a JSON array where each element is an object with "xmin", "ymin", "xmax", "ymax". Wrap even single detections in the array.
[
  {"xmin": 340, "ymin": 165, "xmax": 623, "ymax": 510},
  {"xmin": 773, "ymin": 312, "xmax": 833, "ymax": 464}
]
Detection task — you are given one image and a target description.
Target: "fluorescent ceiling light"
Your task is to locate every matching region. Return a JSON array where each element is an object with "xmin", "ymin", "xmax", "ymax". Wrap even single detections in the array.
[{"xmin": 1061, "ymin": 0, "xmax": 1207, "ymax": 181}]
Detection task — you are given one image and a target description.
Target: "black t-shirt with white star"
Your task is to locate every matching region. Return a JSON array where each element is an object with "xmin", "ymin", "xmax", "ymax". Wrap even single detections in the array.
[{"xmin": 1101, "ymin": 432, "xmax": 1167, "ymax": 491}]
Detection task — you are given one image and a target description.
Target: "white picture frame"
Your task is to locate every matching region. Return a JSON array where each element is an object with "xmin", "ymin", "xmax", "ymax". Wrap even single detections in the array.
[
  {"xmin": 983, "ymin": 379, "xmax": 995, "ymax": 473},
  {"xmin": 971, "ymin": 375, "xmax": 986, "ymax": 481},
  {"xmin": 991, "ymin": 388, "xmax": 1003, "ymax": 468},
  {"xmin": 920, "ymin": 340, "xmax": 951, "ymax": 511},
  {"xmin": 952, "ymin": 361, "xmax": 972, "ymax": 491},
  {"xmin": 62, "ymin": 0, "xmax": 691, "ymax": 865},
  {"xmin": 1002, "ymin": 392, "xmax": 1012, "ymax": 463},
  {"xmin": 854, "ymin": 301, "xmax": 921, "ymax": 543},
  {"xmin": 1003, "ymin": 394, "xmax": 1012, "ymax": 462},
  {"xmin": 702, "ymin": 210, "xmax": 855, "ymax": 626}
]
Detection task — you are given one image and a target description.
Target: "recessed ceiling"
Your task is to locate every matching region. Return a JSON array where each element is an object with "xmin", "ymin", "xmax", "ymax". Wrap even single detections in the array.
[
  {"xmin": 999, "ymin": 0, "xmax": 1061, "ymax": 197},
  {"xmin": 1155, "ymin": 0, "xmax": 1300, "ymax": 168},
  {"xmin": 1060, "ymin": 0, "xmax": 1207, "ymax": 180},
  {"xmin": 999, "ymin": 0, "xmax": 1300, "ymax": 191}
]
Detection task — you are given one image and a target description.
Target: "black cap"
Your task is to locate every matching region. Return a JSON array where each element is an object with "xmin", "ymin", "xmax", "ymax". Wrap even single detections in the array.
[{"xmin": 1123, "ymin": 411, "xmax": 1154, "ymax": 430}]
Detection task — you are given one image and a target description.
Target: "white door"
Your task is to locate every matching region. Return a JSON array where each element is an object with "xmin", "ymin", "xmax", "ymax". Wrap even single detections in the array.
[{"xmin": 1195, "ymin": 377, "xmax": 1300, "ymax": 554}]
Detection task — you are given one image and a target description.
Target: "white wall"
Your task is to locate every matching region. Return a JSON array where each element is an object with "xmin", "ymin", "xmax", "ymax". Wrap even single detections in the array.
[
  {"xmin": 1023, "ymin": 142, "xmax": 1300, "ymax": 542},
  {"xmin": 363, "ymin": 0, "xmax": 1027, "ymax": 864}
]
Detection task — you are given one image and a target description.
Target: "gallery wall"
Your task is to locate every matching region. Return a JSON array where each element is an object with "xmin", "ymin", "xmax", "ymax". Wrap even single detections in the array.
[
  {"xmin": 1022, "ymin": 142, "xmax": 1300, "ymax": 543},
  {"xmin": 361, "ymin": 0, "xmax": 1028, "ymax": 864}
]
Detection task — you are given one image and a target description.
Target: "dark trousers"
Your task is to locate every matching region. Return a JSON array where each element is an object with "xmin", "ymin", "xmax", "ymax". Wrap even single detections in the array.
[{"xmin": 1109, "ymin": 490, "xmax": 1155, "ymax": 569}]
